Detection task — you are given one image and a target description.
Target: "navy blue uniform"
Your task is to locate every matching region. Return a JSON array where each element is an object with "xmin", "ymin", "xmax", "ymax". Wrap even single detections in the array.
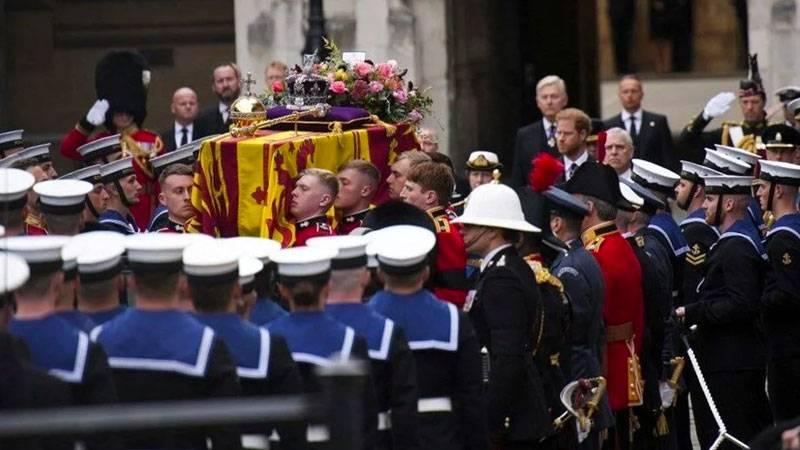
[
  {"xmin": 762, "ymin": 213, "xmax": 800, "ymax": 421},
  {"xmin": 84, "ymin": 306, "xmax": 127, "ymax": 326},
  {"xmin": 250, "ymin": 297, "xmax": 289, "ymax": 326},
  {"xmin": 53, "ymin": 310, "xmax": 96, "ymax": 333},
  {"xmin": 370, "ymin": 289, "xmax": 488, "ymax": 450},
  {"xmin": 9, "ymin": 314, "xmax": 119, "ymax": 450},
  {"xmin": 679, "ymin": 208, "xmax": 719, "ymax": 307},
  {"xmin": 467, "ymin": 245, "xmax": 551, "ymax": 445},
  {"xmin": 92, "ymin": 309, "xmax": 242, "ymax": 450},
  {"xmin": 552, "ymin": 239, "xmax": 613, "ymax": 442},
  {"xmin": 98, "ymin": 209, "xmax": 140, "ymax": 235},
  {"xmin": 683, "ymin": 219, "xmax": 772, "ymax": 448},
  {"xmin": 268, "ymin": 311, "xmax": 376, "ymax": 448},
  {"xmin": 196, "ymin": 313, "xmax": 306, "ymax": 450},
  {"xmin": 327, "ymin": 303, "xmax": 420, "ymax": 450}
]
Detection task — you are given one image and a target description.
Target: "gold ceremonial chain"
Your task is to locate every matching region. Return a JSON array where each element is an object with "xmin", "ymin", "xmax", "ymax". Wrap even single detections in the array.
[{"xmin": 229, "ymin": 104, "xmax": 330, "ymax": 138}]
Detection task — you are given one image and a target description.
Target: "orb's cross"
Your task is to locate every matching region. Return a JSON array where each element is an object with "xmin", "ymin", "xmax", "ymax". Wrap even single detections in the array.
[{"xmin": 243, "ymin": 72, "xmax": 256, "ymax": 95}]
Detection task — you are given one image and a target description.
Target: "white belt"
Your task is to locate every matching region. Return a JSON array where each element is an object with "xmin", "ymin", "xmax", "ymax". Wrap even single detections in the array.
[
  {"xmin": 378, "ymin": 411, "xmax": 392, "ymax": 431},
  {"xmin": 418, "ymin": 397, "xmax": 452, "ymax": 413}
]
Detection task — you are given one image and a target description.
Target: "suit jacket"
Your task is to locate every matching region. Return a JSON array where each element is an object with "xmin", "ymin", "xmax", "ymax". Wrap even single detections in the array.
[
  {"xmin": 604, "ymin": 110, "xmax": 677, "ymax": 171},
  {"xmin": 194, "ymin": 105, "xmax": 228, "ymax": 138},
  {"xmin": 160, "ymin": 123, "xmax": 198, "ymax": 153},
  {"xmin": 510, "ymin": 120, "xmax": 559, "ymax": 188}
]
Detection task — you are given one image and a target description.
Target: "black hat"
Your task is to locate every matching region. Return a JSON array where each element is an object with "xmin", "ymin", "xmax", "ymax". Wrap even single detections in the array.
[
  {"xmin": 543, "ymin": 186, "xmax": 589, "ymax": 218},
  {"xmin": 739, "ymin": 54, "xmax": 765, "ymax": 98},
  {"xmin": 775, "ymin": 86, "xmax": 800, "ymax": 103},
  {"xmin": 620, "ymin": 178, "xmax": 664, "ymax": 215},
  {"xmin": 95, "ymin": 51, "xmax": 150, "ymax": 130},
  {"xmin": 563, "ymin": 161, "xmax": 622, "ymax": 206},
  {"xmin": 361, "ymin": 200, "xmax": 436, "ymax": 234},
  {"xmin": 762, "ymin": 124, "xmax": 800, "ymax": 151}
]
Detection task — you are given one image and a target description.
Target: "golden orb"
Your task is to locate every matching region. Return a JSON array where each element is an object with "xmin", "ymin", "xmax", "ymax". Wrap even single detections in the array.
[{"xmin": 229, "ymin": 71, "xmax": 267, "ymax": 136}]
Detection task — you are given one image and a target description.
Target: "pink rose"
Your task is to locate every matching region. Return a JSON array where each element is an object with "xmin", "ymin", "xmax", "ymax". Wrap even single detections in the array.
[
  {"xmin": 350, "ymin": 80, "xmax": 369, "ymax": 100},
  {"xmin": 407, "ymin": 109, "xmax": 423, "ymax": 123},
  {"xmin": 354, "ymin": 62, "xmax": 373, "ymax": 78},
  {"xmin": 330, "ymin": 81, "xmax": 347, "ymax": 94},
  {"xmin": 392, "ymin": 89, "xmax": 408, "ymax": 104},
  {"xmin": 376, "ymin": 63, "xmax": 393, "ymax": 79},
  {"xmin": 271, "ymin": 80, "xmax": 284, "ymax": 93},
  {"xmin": 368, "ymin": 81, "xmax": 383, "ymax": 93}
]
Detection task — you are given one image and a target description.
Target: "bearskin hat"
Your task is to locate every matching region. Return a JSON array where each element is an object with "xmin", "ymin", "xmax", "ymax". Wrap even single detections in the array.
[{"xmin": 95, "ymin": 51, "xmax": 150, "ymax": 130}]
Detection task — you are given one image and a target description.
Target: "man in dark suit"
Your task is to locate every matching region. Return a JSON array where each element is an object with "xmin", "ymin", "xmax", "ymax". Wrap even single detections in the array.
[
  {"xmin": 160, "ymin": 87, "xmax": 199, "ymax": 153},
  {"xmin": 194, "ymin": 63, "xmax": 242, "ymax": 138},
  {"xmin": 604, "ymin": 74, "xmax": 677, "ymax": 171},
  {"xmin": 510, "ymin": 75, "xmax": 568, "ymax": 187}
]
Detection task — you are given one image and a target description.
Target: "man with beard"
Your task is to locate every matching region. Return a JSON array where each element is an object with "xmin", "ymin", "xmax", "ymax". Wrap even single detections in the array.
[
  {"xmin": 98, "ymin": 157, "xmax": 142, "ymax": 235},
  {"xmin": 195, "ymin": 63, "xmax": 242, "ymax": 137},
  {"xmin": 59, "ymin": 165, "xmax": 111, "ymax": 233},
  {"xmin": 290, "ymin": 168, "xmax": 336, "ymax": 246},
  {"xmin": 675, "ymin": 174, "xmax": 772, "ymax": 448},
  {"xmin": 754, "ymin": 160, "xmax": 800, "ymax": 422},
  {"xmin": 452, "ymin": 183, "xmax": 553, "ymax": 448}
]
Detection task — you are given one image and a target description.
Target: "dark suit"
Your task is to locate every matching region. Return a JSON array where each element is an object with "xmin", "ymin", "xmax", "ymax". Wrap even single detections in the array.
[
  {"xmin": 510, "ymin": 120, "xmax": 559, "ymax": 187},
  {"xmin": 604, "ymin": 110, "xmax": 677, "ymax": 171},
  {"xmin": 160, "ymin": 123, "xmax": 198, "ymax": 153},
  {"xmin": 194, "ymin": 104, "xmax": 229, "ymax": 138}
]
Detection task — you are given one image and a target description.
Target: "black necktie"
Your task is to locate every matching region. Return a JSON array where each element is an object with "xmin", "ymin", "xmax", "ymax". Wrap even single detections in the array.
[
  {"xmin": 549, "ymin": 124, "xmax": 556, "ymax": 142},
  {"xmin": 567, "ymin": 162, "xmax": 578, "ymax": 180},
  {"xmin": 180, "ymin": 127, "xmax": 188, "ymax": 146},
  {"xmin": 628, "ymin": 116, "xmax": 638, "ymax": 142}
]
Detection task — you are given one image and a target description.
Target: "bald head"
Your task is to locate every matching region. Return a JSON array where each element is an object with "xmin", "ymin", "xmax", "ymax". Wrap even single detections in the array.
[{"xmin": 171, "ymin": 87, "xmax": 199, "ymax": 126}]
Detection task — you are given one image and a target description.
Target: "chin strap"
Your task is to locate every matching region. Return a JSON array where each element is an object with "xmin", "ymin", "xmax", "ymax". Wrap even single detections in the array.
[
  {"xmin": 680, "ymin": 181, "xmax": 699, "ymax": 211},
  {"xmin": 113, "ymin": 179, "xmax": 133, "ymax": 208},
  {"xmin": 85, "ymin": 196, "xmax": 100, "ymax": 219},
  {"xmin": 714, "ymin": 194, "xmax": 724, "ymax": 226}
]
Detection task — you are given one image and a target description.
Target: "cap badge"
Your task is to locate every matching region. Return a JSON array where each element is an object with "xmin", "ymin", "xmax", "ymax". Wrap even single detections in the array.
[
  {"xmin": 776, "ymin": 132, "xmax": 783, "ymax": 143},
  {"xmin": 782, "ymin": 252, "xmax": 792, "ymax": 266},
  {"xmin": 472, "ymin": 154, "xmax": 489, "ymax": 168}
]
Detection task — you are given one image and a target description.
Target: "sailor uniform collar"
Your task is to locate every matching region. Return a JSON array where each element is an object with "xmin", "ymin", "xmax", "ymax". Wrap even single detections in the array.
[
  {"xmin": 267, "ymin": 311, "xmax": 356, "ymax": 366},
  {"xmin": 766, "ymin": 212, "xmax": 800, "ymax": 240},
  {"xmin": 99, "ymin": 209, "xmax": 139, "ymax": 234},
  {"xmin": 91, "ymin": 309, "xmax": 216, "ymax": 377},
  {"xmin": 9, "ymin": 314, "xmax": 90, "ymax": 383},
  {"xmin": 296, "ymin": 215, "xmax": 329, "ymax": 229},
  {"xmin": 581, "ymin": 221, "xmax": 618, "ymax": 247},
  {"xmin": 54, "ymin": 310, "xmax": 97, "ymax": 333},
  {"xmin": 194, "ymin": 313, "xmax": 271, "ymax": 379},
  {"xmin": 647, "ymin": 212, "xmax": 690, "ymax": 256},
  {"xmin": 250, "ymin": 298, "xmax": 288, "ymax": 326},
  {"xmin": 326, "ymin": 303, "xmax": 394, "ymax": 360},
  {"xmin": 681, "ymin": 208, "xmax": 721, "ymax": 236},
  {"xmin": 716, "ymin": 218, "xmax": 767, "ymax": 259},
  {"xmin": 368, "ymin": 289, "xmax": 459, "ymax": 352}
]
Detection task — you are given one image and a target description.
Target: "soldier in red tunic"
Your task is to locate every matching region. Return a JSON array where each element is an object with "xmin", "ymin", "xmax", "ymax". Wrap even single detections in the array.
[
  {"xmin": 59, "ymin": 51, "xmax": 162, "ymax": 230},
  {"xmin": 401, "ymin": 161, "xmax": 468, "ymax": 308},
  {"xmin": 564, "ymin": 161, "xmax": 645, "ymax": 450},
  {"xmin": 334, "ymin": 160, "xmax": 379, "ymax": 235},
  {"xmin": 290, "ymin": 168, "xmax": 336, "ymax": 246},
  {"xmin": 10, "ymin": 158, "xmax": 50, "ymax": 236}
]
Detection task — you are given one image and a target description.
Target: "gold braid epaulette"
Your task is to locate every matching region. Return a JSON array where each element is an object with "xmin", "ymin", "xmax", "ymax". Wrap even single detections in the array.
[{"xmin": 525, "ymin": 257, "xmax": 565, "ymax": 294}]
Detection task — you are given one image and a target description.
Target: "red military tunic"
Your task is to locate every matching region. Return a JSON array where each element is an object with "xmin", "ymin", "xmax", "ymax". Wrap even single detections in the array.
[
  {"xmin": 60, "ymin": 125, "xmax": 163, "ymax": 230},
  {"xmin": 335, "ymin": 208, "xmax": 370, "ymax": 235},
  {"xmin": 428, "ymin": 206, "xmax": 468, "ymax": 308},
  {"xmin": 292, "ymin": 215, "xmax": 334, "ymax": 247},
  {"xmin": 24, "ymin": 213, "xmax": 47, "ymax": 236},
  {"xmin": 582, "ymin": 221, "xmax": 644, "ymax": 412}
]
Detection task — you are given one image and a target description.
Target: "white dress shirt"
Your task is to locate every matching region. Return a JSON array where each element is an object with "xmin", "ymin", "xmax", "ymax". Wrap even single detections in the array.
[
  {"xmin": 621, "ymin": 109, "xmax": 643, "ymax": 135},
  {"xmin": 219, "ymin": 102, "xmax": 230, "ymax": 124},
  {"xmin": 174, "ymin": 122, "xmax": 194, "ymax": 147},
  {"xmin": 563, "ymin": 150, "xmax": 589, "ymax": 181},
  {"xmin": 480, "ymin": 244, "xmax": 513, "ymax": 272},
  {"xmin": 619, "ymin": 167, "xmax": 632, "ymax": 181}
]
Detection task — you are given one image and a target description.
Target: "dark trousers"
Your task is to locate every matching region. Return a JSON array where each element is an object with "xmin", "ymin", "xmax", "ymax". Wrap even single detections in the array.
[
  {"xmin": 768, "ymin": 357, "xmax": 800, "ymax": 422},
  {"xmin": 673, "ymin": 384, "xmax": 694, "ymax": 450},
  {"xmin": 689, "ymin": 370, "xmax": 772, "ymax": 450},
  {"xmin": 603, "ymin": 410, "xmax": 637, "ymax": 450}
]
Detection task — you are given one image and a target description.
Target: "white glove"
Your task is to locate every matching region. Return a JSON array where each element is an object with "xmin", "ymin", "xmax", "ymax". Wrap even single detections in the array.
[
  {"xmin": 702, "ymin": 92, "xmax": 736, "ymax": 120},
  {"xmin": 86, "ymin": 99, "xmax": 110, "ymax": 126},
  {"xmin": 659, "ymin": 381, "xmax": 676, "ymax": 409}
]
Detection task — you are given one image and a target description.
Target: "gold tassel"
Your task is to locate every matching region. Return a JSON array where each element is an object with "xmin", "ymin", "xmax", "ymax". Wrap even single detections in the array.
[
  {"xmin": 328, "ymin": 121, "xmax": 344, "ymax": 136},
  {"xmin": 369, "ymin": 114, "xmax": 397, "ymax": 137},
  {"xmin": 655, "ymin": 411, "xmax": 669, "ymax": 436}
]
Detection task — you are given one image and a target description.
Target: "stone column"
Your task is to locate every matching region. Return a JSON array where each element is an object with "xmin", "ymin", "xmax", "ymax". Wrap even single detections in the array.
[{"xmin": 748, "ymin": 1, "xmax": 800, "ymax": 96}]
